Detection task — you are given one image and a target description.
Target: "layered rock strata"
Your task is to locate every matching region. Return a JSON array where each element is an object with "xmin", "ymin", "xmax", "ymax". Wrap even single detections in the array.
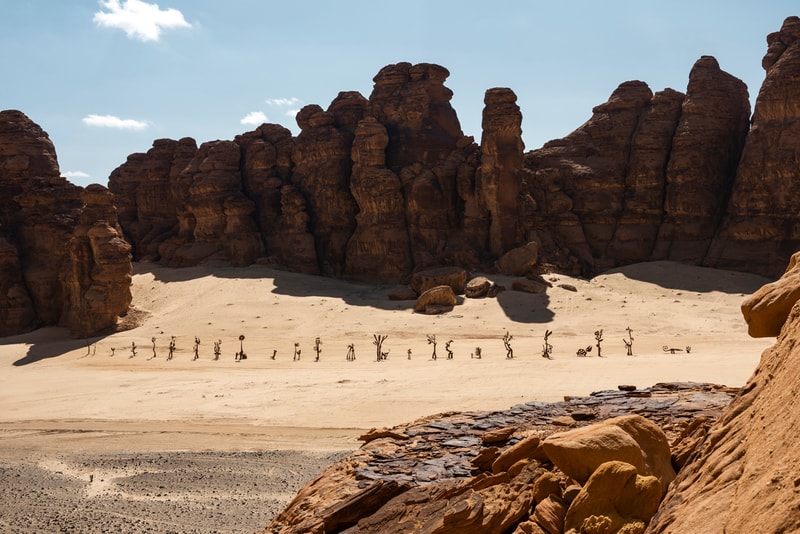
[
  {"xmin": 263, "ymin": 383, "xmax": 737, "ymax": 533},
  {"xmin": 0, "ymin": 110, "xmax": 132, "ymax": 336},
  {"xmin": 107, "ymin": 17, "xmax": 800, "ymax": 281}
]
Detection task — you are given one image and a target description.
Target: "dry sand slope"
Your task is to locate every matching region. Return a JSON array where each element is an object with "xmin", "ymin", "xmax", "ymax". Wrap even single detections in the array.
[{"xmin": 0, "ymin": 261, "xmax": 775, "ymax": 532}]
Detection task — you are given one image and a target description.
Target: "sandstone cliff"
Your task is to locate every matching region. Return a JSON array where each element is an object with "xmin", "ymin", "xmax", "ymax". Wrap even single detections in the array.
[
  {"xmin": 646, "ymin": 250, "xmax": 800, "ymax": 533},
  {"xmin": 0, "ymin": 110, "xmax": 132, "ymax": 337},
  {"xmin": 108, "ymin": 17, "xmax": 800, "ymax": 282}
]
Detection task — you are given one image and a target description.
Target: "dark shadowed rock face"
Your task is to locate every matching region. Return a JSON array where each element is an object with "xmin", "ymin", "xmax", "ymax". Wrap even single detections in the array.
[
  {"xmin": 0, "ymin": 110, "xmax": 132, "ymax": 337},
  {"xmin": 108, "ymin": 19, "xmax": 800, "ymax": 280},
  {"xmin": 706, "ymin": 16, "xmax": 800, "ymax": 276}
]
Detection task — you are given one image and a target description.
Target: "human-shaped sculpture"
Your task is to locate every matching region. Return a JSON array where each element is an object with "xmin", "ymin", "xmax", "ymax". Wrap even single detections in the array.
[
  {"xmin": 472, "ymin": 346, "xmax": 482, "ymax": 359},
  {"xmin": 110, "ymin": 347, "xmax": 116, "ymax": 357},
  {"xmin": 445, "ymin": 339, "xmax": 454, "ymax": 360},
  {"xmin": 151, "ymin": 337, "xmax": 157, "ymax": 359},
  {"xmin": 346, "ymin": 344, "xmax": 355, "ymax": 362},
  {"xmin": 594, "ymin": 329, "xmax": 604, "ymax": 358},
  {"xmin": 373, "ymin": 334, "xmax": 388, "ymax": 362},
  {"xmin": 293, "ymin": 342, "xmax": 300, "ymax": 361},
  {"xmin": 213, "ymin": 340, "xmax": 221, "ymax": 361},
  {"xmin": 130, "ymin": 341, "xmax": 137, "ymax": 359},
  {"xmin": 503, "ymin": 331, "xmax": 513, "ymax": 359},
  {"xmin": 167, "ymin": 336, "xmax": 176, "ymax": 361},
  {"xmin": 407, "ymin": 348, "xmax": 412, "ymax": 360},
  {"xmin": 623, "ymin": 326, "xmax": 634, "ymax": 356},
  {"xmin": 314, "ymin": 337, "xmax": 322, "ymax": 362},
  {"xmin": 271, "ymin": 349, "xmax": 277, "ymax": 360},
  {"xmin": 427, "ymin": 334, "xmax": 437, "ymax": 360},
  {"xmin": 542, "ymin": 330, "xmax": 553, "ymax": 359},
  {"xmin": 193, "ymin": 336, "xmax": 200, "ymax": 361}
]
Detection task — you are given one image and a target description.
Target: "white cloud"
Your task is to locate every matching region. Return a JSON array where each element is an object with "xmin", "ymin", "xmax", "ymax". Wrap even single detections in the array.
[
  {"xmin": 266, "ymin": 97, "xmax": 302, "ymax": 107},
  {"xmin": 93, "ymin": 0, "xmax": 191, "ymax": 42},
  {"xmin": 82, "ymin": 114, "xmax": 149, "ymax": 130},
  {"xmin": 240, "ymin": 111, "xmax": 268, "ymax": 126},
  {"xmin": 64, "ymin": 171, "xmax": 91, "ymax": 179},
  {"xmin": 285, "ymin": 109, "xmax": 300, "ymax": 118}
]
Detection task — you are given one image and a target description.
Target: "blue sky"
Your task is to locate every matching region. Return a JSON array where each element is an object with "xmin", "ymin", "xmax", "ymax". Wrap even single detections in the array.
[{"xmin": 2, "ymin": 1, "xmax": 796, "ymax": 187}]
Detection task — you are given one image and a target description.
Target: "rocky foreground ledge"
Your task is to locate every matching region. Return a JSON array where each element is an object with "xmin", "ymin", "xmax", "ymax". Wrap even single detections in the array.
[{"xmin": 263, "ymin": 382, "xmax": 736, "ymax": 533}]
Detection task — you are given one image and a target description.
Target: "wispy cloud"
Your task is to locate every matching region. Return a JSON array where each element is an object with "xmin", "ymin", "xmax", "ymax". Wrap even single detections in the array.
[
  {"xmin": 240, "ymin": 111, "xmax": 268, "ymax": 126},
  {"xmin": 82, "ymin": 114, "xmax": 149, "ymax": 130},
  {"xmin": 93, "ymin": 0, "xmax": 191, "ymax": 42},
  {"xmin": 266, "ymin": 97, "xmax": 302, "ymax": 107},
  {"xmin": 285, "ymin": 109, "xmax": 300, "ymax": 118},
  {"xmin": 64, "ymin": 171, "xmax": 91, "ymax": 179}
]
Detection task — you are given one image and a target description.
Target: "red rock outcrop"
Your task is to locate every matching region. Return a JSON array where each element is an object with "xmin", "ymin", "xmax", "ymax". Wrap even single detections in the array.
[
  {"xmin": 706, "ymin": 16, "xmax": 800, "ymax": 276},
  {"xmin": 0, "ymin": 110, "xmax": 132, "ymax": 336},
  {"xmin": 344, "ymin": 117, "xmax": 411, "ymax": 282},
  {"xmin": 108, "ymin": 137, "xmax": 197, "ymax": 261},
  {"xmin": 652, "ymin": 56, "xmax": 750, "ymax": 263},
  {"xmin": 480, "ymin": 87, "xmax": 525, "ymax": 256},
  {"xmin": 160, "ymin": 140, "xmax": 264, "ymax": 267},
  {"xmin": 291, "ymin": 104, "xmax": 358, "ymax": 276},
  {"xmin": 108, "ymin": 21, "xmax": 800, "ymax": 281}
]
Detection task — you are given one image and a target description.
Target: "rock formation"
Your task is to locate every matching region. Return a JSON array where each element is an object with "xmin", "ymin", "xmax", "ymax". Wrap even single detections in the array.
[
  {"xmin": 97, "ymin": 17, "xmax": 800, "ymax": 282},
  {"xmin": 262, "ymin": 383, "xmax": 737, "ymax": 533},
  {"xmin": 706, "ymin": 16, "xmax": 800, "ymax": 276},
  {"xmin": 648, "ymin": 248, "xmax": 800, "ymax": 533},
  {"xmin": 0, "ymin": 110, "xmax": 132, "ymax": 337}
]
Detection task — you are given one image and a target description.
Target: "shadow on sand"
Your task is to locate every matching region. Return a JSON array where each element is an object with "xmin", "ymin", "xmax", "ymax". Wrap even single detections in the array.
[{"xmin": 4, "ymin": 327, "xmax": 103, "ymax": 366}]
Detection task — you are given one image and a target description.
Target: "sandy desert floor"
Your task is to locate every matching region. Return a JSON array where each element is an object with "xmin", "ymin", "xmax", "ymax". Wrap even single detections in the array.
[{"xmin": 0, "ymin": 261, "xmax": 776, "ymax": 532}]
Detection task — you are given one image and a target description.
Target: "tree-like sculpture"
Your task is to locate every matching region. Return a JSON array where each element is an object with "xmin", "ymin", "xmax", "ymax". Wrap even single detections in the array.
[
  {"xmin": 623, "ymin": 326, "xmax": 634, "ymax": 356},
  {"xmin": 445, "ymin": 339, "xmax": 454, "ymax": 360},
  {"xmin": 373, "ymin": 334, "xmax": 388, "ymax": 362},
  {"xmin": 110, "ymin": 347, "xmax": 116, "ymax": 357},
  {"xmin": 346, "ymin": 344, "xmax": 355, "ymax": 361},
  {"xmin": 503, "ymin": 331, "xmax": 514, "ymax": 359},
  {"xmin": 594, "ymin": 329, "xmax": 604, "ymax": 357},
  {"xmin": 427, "ymin": 334, "xmax": 437, "ymax": 360},
  {"xmin": 542, "ymin": 329, "xmax": 553, "ymax": 359}
]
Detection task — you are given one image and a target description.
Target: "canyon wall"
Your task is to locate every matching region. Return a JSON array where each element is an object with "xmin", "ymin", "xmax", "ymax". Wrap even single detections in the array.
[
  {"xmin": 0, "ymin": 110, "xmax": 132, "ymax": 337},
  {"xmin": 109, "ymin": 19, "xmax": 800, "ymax": 281}
]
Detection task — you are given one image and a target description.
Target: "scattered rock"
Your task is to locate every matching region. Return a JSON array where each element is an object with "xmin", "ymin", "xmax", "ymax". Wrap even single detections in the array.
[
  {"xmin": 410, "ymin": 266, "xmax": 468, "ymax": 296},
  {"xmin": 558, "ymin": 283, "xmax": 578, "ymax": 292},
  {"xmin": 414, "ymin": 285, "xmax": 457, "ymax": 313},
  {"xmin": 465, "ymin": 275, "xmax": 499, "ymax": 298},
  {"xmin": 512, "ymin": 278, "xmax": 549, "ymax": 294},
  {"xmin": 496, "ymin": 242, "xmax": 540, "ymax": 276}
]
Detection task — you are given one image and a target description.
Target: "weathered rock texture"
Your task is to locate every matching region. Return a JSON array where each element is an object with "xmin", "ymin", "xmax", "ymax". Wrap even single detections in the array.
[
  {"xmin": 108, "ymin": 20, "xmax": 800, "ymax": 280},
  {"xmin": 263, "ymin": 383, "xmax": 737, "ymax": 533},
  {"xmin": 0, "ymin": 110, "xmax": 132, "ymax": 336},
  {"xmin": 648, "ymin": 252, "xmax": 800, "ymax": 533}
]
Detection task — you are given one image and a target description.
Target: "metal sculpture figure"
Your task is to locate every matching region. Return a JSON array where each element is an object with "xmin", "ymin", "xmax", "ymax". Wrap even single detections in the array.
[
  {"xmin": 193, "ymin": 336, "xmax": 200, "ymax": 361},
  {"xmin": 503, "ymin": 331, "xmax": 514, "ymax": 359},
  {"xmin": 427, "ymin": 334, "xmax": 437, "ymax": 360},
  {"xmin": 213, "ymin": 340, "xmax": 221, "ymax": 361},
  {"xmin": 373, "ymin": 334, "xmax": 388, "ymax": 362},
  {"xmin": 623, "ymin": 327, "xmax": 634, "ymax": 356},
  {"xmin": 167, "ymin": 336, "xmax": 176, "ymax": 361},
  {"xmin": 314, "ymin": 337, "xmax": 322, "ymax": 362},
  {"xmin": 445, "ymin": 339, "xmax": 454, "ymax": 360},
  {"xmin": 542, "ymin": 330, "xmax": 553, "ymax": 359},
  {"xmin": 594, "ymin": 329, "xmax": 604, "ymax": 358},
  {"xmin": 346, "ymin": 344, "xmax": 355, "ymax": 361}
]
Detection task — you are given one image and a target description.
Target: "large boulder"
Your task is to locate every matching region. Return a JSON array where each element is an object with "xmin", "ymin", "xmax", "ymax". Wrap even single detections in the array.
[
  {"xmin": 741, "ymin": 249, "xmax": 800, "ymax": 337},
  {"xmin": 541, "ymin": 414, "xmax": 675, "ymax": 494},
  {"xmin": 414, "ymin": 285, "xmax": 458, "ymax": 314},
  {"xmin": 410, "ymin": 266, "xmax": 468, "ymax": 295}
]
